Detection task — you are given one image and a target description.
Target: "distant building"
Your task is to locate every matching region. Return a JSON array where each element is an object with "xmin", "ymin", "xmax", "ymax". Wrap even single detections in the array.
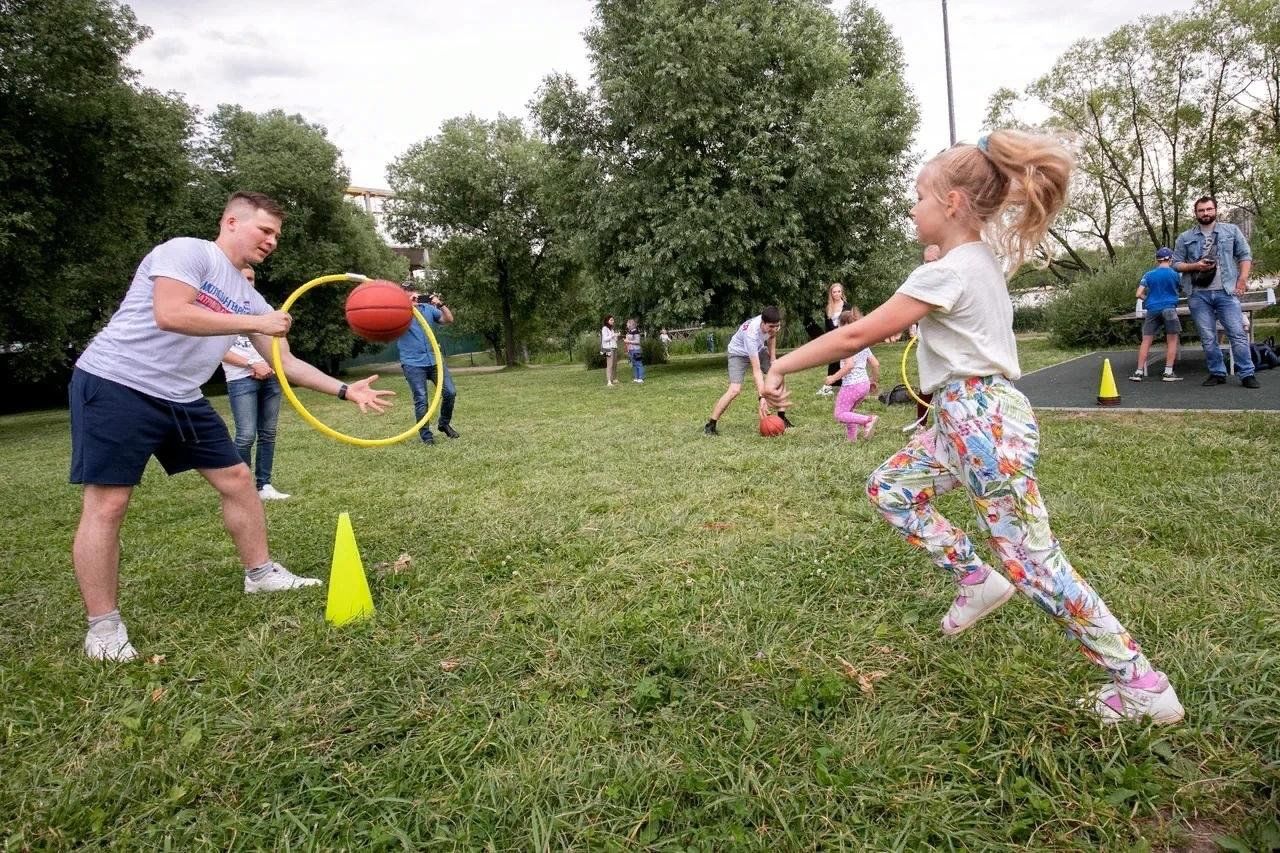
[{"xmin": 343, "ymin": 186, "xmax": 427, "ymax": 277}]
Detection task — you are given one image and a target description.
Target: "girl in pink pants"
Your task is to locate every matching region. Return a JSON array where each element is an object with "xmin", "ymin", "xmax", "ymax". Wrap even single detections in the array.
[{"xmin": 828, "ymin": 309, "xmax": 880, "ymax": 442}]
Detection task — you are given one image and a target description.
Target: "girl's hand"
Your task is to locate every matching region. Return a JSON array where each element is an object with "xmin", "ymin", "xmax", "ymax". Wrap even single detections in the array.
[{"xmin": 762, "ymin": 370, "xmax": 789, "ymax": 410}]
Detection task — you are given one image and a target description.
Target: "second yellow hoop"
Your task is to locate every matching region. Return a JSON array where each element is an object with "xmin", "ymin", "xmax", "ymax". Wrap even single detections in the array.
[
  {"xmin": 899, "ymin": 335, "xmax": 932, "ymax": 411},
  {"xmin": 270, "ymin": 274, "xmax": 443, "ymax": 447}
]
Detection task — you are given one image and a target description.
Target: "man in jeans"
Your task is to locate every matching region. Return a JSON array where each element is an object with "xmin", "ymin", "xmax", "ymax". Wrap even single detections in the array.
[
  {"xmin": 398, "ymin": 290, "xmax": 458, "ymax": 444},
  {"xmin": 221, "ymin": 267, "xmax": 290, "ymax": 500},
  {"xmin": 1172, "ymin": 195, "xmax": 1258, "ymax": 388}
]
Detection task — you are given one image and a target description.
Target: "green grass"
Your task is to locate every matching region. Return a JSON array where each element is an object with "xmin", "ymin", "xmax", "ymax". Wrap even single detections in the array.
[{"xmin": 2, "ymin": 340, "xmax": 1278, "ymax": 850}]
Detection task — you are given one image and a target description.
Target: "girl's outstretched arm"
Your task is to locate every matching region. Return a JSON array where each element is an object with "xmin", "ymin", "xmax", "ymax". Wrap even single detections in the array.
[{"xmin": 763, "ymin": 294, "xmax": 933, "ymax": 407}]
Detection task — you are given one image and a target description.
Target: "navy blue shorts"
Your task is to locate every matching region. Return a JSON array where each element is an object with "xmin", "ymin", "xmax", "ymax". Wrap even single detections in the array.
[{"xmin": 69, "ymin": 369, "xmax": 243, "ymax": 485}]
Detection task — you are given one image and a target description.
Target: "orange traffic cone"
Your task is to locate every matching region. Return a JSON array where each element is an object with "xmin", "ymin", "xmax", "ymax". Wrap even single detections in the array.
[{"xmin": 1097, "ymin": 358, "xmax": 1121, "ymax": 406}]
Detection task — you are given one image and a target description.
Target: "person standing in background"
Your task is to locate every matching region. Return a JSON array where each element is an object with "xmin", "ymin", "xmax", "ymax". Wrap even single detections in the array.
[
  {"xmin": 818, "ymin": 282, "xmax": 847, "ymax": 396},
  {"xmin": 601, "ymin": 315, "xmax": 618, "ymax": 387},
  {"xmin": 221, "ymin": 266, "xmax": 290, "ymax": 500}
]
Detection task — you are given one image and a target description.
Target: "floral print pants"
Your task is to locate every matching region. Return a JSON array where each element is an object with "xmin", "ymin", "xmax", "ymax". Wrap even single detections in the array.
[{"xmin": 866, "ymin": 376, "xmax": 1152, "ymax": 680}]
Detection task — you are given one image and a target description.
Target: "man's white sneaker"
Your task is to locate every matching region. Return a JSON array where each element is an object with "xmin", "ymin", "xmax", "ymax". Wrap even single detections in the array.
[
  {"xmin": 84, "ymin": 622, "xmax": 138, "ymax": 662},
  {"xmin": 1085, "ymin": 672, "xmax": 1185, "ymax": 725},
  {"xmin": 817, "ymin": 385, "xmax": 834, "ymax": 396},
  {"xmin": 941, "ymin": 569, "xmax": 1016, "ymax": 636},
  {"xmin": 244, "ymin": 562, "xmax": 322, "ymax": 594},
  {"xmin": 258, "ymin": 484, "xmax": 291, "ymax": 500}
]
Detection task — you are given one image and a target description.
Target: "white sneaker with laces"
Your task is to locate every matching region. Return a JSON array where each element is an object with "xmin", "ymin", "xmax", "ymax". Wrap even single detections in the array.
[
  {"xmin": 84, "ymin": 622, "xmax": 138, "ymax": 662},
  {"xmin": 258, "ymin": 484, "xmax": 291, "ymax": 500},
  {"xmin": 244, "ymin": 562, "xmax": 322, "ymax": 594},
  {"xmin": 941, "ymin": 569, "xmax": 1015, "ymax": 636},
  {"xmin": 817, "ymin": 385, "xmax": 834, "ymax": 396},
  {"xmin": 1085, "ymin": 672, "xmax": 1185, "ymax": 725}
]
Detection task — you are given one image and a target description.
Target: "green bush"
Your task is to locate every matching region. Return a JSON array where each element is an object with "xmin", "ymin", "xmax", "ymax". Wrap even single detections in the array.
[
  {"xmin": 1012, "ymin": 303, "xmax": 1050, "ymax": 332},
  {"xmin": 1046, "ymin": 252, "xmax": 1150, "ymax": 348}
]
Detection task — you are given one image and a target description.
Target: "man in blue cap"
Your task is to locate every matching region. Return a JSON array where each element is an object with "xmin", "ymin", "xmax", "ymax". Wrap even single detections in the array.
[{"xmin": 1129, "ymin": 247, "xmax": 1184, "ymax": 382}]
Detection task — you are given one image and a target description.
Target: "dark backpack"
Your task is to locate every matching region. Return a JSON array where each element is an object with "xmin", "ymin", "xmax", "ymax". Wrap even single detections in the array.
[
  {"xmin": 877, "ymin": 383, "xmax": 914, "ymax": 405},
  {"xmin": 1250, "ymin": 335, "xmax": 1279, "ymax": 370}
]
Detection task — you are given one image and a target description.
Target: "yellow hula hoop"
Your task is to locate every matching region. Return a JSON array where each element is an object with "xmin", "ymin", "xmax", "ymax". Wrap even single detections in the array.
[
  {"xmin": 900, "ymin": 336, "xmax": 933, "ymax": 411},
  {"xmin": 270, "ymin": 273, "xmax": 443, "ymax": 447}
]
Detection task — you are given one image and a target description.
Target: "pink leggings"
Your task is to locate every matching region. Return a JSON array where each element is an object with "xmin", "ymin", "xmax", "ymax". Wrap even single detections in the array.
[{"xmin": 835, "ymin": 381, "xmax": 873, "ymax": 432}]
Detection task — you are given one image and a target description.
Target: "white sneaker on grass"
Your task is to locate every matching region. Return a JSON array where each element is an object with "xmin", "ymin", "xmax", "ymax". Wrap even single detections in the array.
[
  {"xmin": 244, "ymin": 562, "xmax": 322, "ymax": 594},
  {"xmin": 84, "ymin": 622, "xmax": 138, "ymax": 662},
  {"xmin": 258, "ymin": 484, "xmax": 291, "ymax": 500},
  {"xmin": 940, "ymin": 569, "xmax": 1015, "ymax": 636},
  {"xmin": 1084, "ymin": 671, "xmax": 1185, "ymax": 725}
]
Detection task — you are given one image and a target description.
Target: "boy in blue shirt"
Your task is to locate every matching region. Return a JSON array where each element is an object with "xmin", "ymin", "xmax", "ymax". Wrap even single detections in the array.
[{"xmin": 1130, "ymin": 248, "xmax": 1184, "ymax": 382}]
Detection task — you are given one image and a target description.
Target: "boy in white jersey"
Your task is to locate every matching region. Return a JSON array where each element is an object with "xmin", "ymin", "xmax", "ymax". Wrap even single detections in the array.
[
  {"xmin": 70, "ymin": 192, "xmax": 394, "ymax": 662},
  {"xmin": 703, "ymin": 306, "xmax": 792, "ymax": 436}
]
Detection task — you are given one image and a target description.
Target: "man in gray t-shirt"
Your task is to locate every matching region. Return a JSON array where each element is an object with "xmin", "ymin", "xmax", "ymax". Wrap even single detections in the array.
[{"xmin": 71, "ymin": 191, "xmax": 395, "ymax": 663}]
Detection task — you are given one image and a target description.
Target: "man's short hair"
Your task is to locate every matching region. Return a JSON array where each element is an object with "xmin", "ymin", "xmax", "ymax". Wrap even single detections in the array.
[
  {"xmin": 1194, "ymin": 195, "xmax": 1217, "ymax": 210},
  {"xmin": 225, "ymin": 191, "xmax": 286, "ymax": 220},
  {"xmin": 761, "ymin": 306, "xmax": 782, "ymax": 324}
]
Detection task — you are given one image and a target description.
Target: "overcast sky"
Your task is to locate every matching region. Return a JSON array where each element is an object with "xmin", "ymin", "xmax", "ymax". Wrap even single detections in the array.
[{"xmin": 125, "ymin": 0, "xmax": 1194, "ymax": 189}]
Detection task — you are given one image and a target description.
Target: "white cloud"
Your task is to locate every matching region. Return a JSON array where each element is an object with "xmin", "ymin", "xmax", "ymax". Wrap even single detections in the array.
[{"xmin": 123, "ymin": 0, "xmax": 1196, "ymax": 186}]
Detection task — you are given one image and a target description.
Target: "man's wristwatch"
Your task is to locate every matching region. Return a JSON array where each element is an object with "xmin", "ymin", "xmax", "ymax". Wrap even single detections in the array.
[{"xmin": 337, "ymin": 384, "xmax": 348, "ymax": 401}]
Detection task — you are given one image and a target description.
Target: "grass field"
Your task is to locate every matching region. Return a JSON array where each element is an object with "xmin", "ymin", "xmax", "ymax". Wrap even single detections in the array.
[{"xmin": 2, "ymin": 340, "xmax": 1278, "ymax": 851}]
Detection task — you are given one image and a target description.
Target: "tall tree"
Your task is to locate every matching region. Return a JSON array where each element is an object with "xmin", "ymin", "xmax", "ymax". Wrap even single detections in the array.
[
  {"xmin": 191, "ymin": 106, "xmax": 407, "ymax": 372},
  {"xmin": 1002, "ymin": 0, "xmax": 1279, "ymax": 268},
  {"xmin": 533, "ymin": 0, "xmax": 917, "ymax": 327},
  {"xmin": 384, "ymin": 115, "xmax": 571, "ymax": 367},
  {"xmin": 0, "ymin": 0, "xmax": 197, "ymax": 381}
]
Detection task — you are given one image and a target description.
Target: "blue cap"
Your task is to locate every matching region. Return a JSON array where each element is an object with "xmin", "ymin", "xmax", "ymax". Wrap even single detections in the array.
[{"xmin": 1155, "ymin": 247, "xmax": 1173, "ymax": 260}]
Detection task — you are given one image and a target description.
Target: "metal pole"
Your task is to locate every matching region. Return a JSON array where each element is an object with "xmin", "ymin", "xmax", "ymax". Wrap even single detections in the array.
[{"xmin": 942, "ymin": 0, "xmax": 957, "ymax": 145}]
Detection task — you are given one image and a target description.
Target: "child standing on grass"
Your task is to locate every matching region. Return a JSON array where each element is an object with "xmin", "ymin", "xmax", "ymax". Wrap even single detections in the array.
[
  {"xmin": 1129, "ymin": 247, "xmax": 1184, "ymax": 382},
  {"xmin": 762, "ymin": 130, "xmax": 1183, "ymax": 724},
  {"xmin": 826, "ymin": 308, "xmax": 880, "ymax": 442},
  {"xmin": 625, "ymin": 318, "xmax": 645, "ymax": 383}
]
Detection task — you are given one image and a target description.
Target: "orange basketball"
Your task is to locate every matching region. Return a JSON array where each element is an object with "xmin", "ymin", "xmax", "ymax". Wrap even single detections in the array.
[
  {"xmin": 759, "ymin": 414, "xmax": 786, "ymax": 437},
  {"xmin": 344, "ymin": 280, "xmax": 414, "ymax": 342}
]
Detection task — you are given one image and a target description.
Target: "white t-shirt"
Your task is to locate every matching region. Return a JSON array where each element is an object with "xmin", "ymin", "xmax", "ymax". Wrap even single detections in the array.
[
  {"xmin": 77, "ymin": 238, "xmax": 271, "ymax": 402},
  {"xmin": 896, "ymin": 242, "xmax": 1020, "ymax": 393},
  {"xmin": 727, "ymin": 316, "xmax": 771, "ymax": 358},
  {"xmin": 601, "ymin": 325, "xmax": 616, "ymax": 351},
  {"xmin": 222, "ymin": 336, "xmax": 266, "ymax": 382},
  {"xmin": 841, "ymin": 348, "xmax": 873, "ymax": 386}
]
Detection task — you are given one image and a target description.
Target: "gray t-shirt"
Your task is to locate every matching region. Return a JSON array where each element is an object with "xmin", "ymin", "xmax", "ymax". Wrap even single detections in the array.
[
  {"xmin": 1198, "ymin": 224, "xmax": 1222, "ymax": 290},
  {"xmin": 77, "ymin": 238, "xmax": 270, "ymax": 402}
]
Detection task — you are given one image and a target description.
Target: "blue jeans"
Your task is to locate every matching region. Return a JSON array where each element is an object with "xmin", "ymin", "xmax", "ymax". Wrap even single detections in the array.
[
  {"xmin": 227, "ymin": 376, "xmax": 282, "ymax": 489},
  {"xmin": 628, "ymin": 349, "xmax": 645, "ymax": 381},
  {"xmin": 1188, "ymin": 289, "xmax": 1254, "ymax": 378},
  {"xmin": 402, "ymin": 363, "xmax": 456, "ymax": 441}
]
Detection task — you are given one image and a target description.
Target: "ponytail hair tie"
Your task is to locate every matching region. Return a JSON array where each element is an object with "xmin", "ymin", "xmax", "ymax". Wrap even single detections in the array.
[{"xmin": 976, "ymin": 135, "xmax": 991, "ymax": 153}]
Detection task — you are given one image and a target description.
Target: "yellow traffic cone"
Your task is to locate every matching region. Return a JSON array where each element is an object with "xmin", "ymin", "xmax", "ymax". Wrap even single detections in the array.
[
  {"xmin": 325, "ymin": 512, "xmax": 374, "ymax": 626},
  {"xmin": 1097, "ymin": 358, "xmax": 1121, "ymax": 406}
]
